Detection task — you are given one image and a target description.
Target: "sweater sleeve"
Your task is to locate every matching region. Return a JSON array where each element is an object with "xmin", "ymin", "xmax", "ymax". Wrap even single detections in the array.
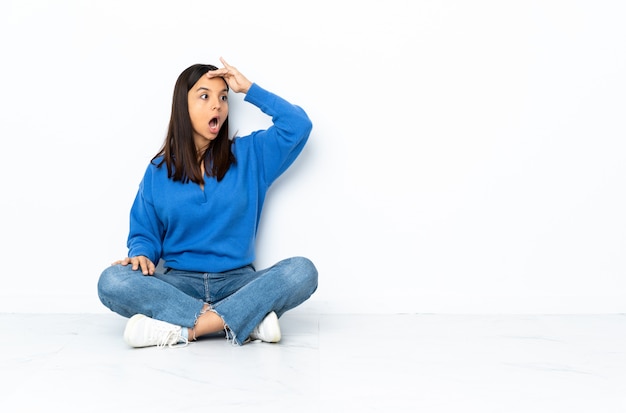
[
  {"xmin": 242, "ymin": 83, "xmax": 313, "ymax": 187},
  {"xmin": 126, "ymin": 166, "xmax": 163, "ymax": 264}
]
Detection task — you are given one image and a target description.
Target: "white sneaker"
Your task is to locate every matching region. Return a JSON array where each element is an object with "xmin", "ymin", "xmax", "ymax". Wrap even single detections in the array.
[
  {"xmin": 249, "ymin": 311, "xmax": 281, "ymax": 343},
  {"xmin": 124, "ymin": 314, "xmax": 188, "ymax": 348}
]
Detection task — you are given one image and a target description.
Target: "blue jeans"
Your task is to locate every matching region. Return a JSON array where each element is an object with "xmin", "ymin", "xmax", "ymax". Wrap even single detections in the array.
[{"xmin": 97, "ymin": 256, "xmax": 318, "ymax": 345}]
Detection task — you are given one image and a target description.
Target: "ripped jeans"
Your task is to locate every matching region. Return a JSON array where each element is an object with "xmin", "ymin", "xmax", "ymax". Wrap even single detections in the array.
[{"xmin": 97, "ymin": 256, "xmax": 318, "ymax": 345}]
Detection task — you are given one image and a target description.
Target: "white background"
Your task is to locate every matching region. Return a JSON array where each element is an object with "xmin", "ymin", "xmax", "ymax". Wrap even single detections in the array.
[{"xmin": 0, "ymin": 0, "xmax": 624, "ymax": 314}]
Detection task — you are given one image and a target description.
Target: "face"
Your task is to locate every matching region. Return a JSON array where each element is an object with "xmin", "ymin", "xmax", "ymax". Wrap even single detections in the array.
[{"xmin": 187, "ymin": 75, "xmax": 229, "ymax": 151}]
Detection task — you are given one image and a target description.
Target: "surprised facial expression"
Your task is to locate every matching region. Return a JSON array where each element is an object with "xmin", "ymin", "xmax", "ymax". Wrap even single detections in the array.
[{"xmin": 188, "ymin": 76, "xmax": 229, "ymax": 150}]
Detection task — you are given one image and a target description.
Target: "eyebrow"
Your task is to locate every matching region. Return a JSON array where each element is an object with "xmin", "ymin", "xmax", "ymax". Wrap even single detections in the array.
[{"xmin": 196, "ymin": 87, "xmax": 229, "ymax": 93}]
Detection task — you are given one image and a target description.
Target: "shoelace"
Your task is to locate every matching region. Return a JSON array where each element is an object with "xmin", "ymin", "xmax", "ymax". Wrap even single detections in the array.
[{"xmin": 153, "ymin": 328, "xmax": 189, "ymax": 349}]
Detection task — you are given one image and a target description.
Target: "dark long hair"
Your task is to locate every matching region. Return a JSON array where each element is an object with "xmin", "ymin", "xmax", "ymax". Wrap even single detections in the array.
[{"xmin": 152, "ymin": 64, "xmax": 236, "ymax": 183}]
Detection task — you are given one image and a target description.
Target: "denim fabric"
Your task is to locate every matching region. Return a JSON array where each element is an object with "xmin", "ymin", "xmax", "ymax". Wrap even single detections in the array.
[{"xmin": 97, "ymin": 256, "xmax": 318, "ymax": 345}]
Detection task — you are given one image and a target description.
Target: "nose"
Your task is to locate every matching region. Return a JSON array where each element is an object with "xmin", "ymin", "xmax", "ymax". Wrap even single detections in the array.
[{"xmin": 211, "ymin": 98, "xmax": 221, "ymax": 111}]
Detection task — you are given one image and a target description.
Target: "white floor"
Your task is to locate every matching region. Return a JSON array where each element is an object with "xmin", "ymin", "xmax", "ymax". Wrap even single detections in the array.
[{"xmin": 2, "ymin": 312, "xmax": 626, "ymax": 412}]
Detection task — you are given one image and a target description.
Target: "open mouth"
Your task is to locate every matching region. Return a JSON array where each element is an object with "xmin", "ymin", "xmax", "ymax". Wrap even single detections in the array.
[{"xmin": 209, "ymin": 117, "xmax": 220, "ymax": 133}]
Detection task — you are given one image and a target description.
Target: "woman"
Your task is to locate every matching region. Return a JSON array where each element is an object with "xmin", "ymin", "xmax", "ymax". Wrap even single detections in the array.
[{"xmin": 97, "ymin": 57, "xmax": 318, "ymax": 348}]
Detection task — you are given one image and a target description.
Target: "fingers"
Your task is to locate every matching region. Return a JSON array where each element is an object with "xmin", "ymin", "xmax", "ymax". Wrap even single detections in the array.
[
  {"xmin": 219, "ymin": 56, "xmax": 231, "ymax": 69},
  {"xmin": 206, "ymin": 59, "xmax": 235, "ymax": 79},
  {"xmin": 206, "ymin": 58, "xmax": 231, "ymax": 77},
  {"xmin": 111, "ymin": 256, "xmax": 155, "ymax": 275},
  {"xmin": 205, "ymin": 57, "xmax": 250, "ymax": 93},
  {"xmin": 134, "ymin": 256, "xmax": 155, "ymax": 275},
  {"xmin": 111, "ymin": 257, "xmax": 131, "ymax": 266},
  {"xmin": 144, "ymin": 258, "xmax": 156, "ymax": 276},
  {"xmin": 207, "ymin": 57, "xmax": 235, "ymax": 75},
  {"xmin": 206, "ymin": 67, "xmax": 229, "ymax": 78}
]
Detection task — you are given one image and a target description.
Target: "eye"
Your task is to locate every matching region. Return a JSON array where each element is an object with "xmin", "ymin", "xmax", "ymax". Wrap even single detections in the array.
[
  {"xmin": 200, "ymin": 94, "xmax": 208, "ymax": 99},
  {"xmin": 220, "ymin": 95, "xmax": 228, "ymax": 102}
]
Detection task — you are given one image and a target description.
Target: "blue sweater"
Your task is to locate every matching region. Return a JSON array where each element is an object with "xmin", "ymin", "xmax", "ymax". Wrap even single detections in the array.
[{"xmin": 127, "ymin": 83, "xmax": 312, "ymax": 272}]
